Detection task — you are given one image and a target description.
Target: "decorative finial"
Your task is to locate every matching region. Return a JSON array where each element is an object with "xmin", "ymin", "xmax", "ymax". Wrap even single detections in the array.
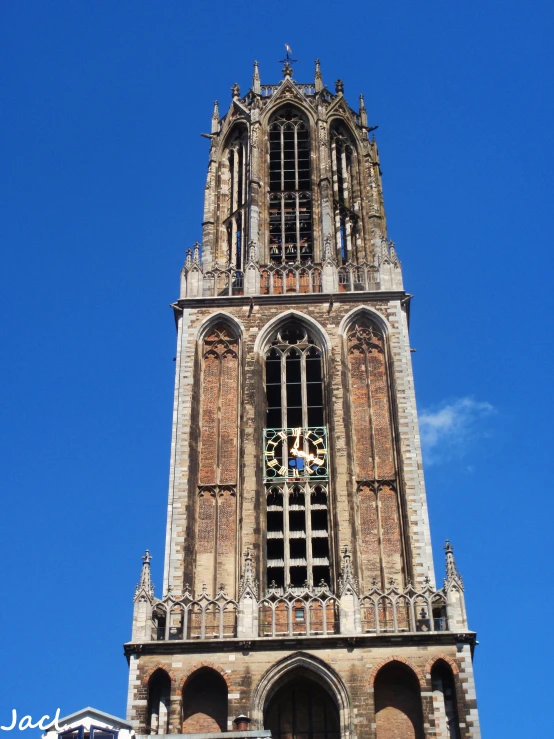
[
  {"xmin": 211, "ymin": 100, "xmax": 220, "ymax": 134},
  {"xmin": 314, "ymin": 59, "xmax": 323, "ymax": 93},
  {"xmin": 231, "ymin": 82, "xmax": 240, "ymax": 99},
  {"xmin": 322, "ymin": 233, "xmax": 336, "ymax": 264},
  {"xmin": 388, "ymin": 240, "xmax": 399, "ymax": 265},
  {"xmin": 359, "ymin": 94, "xmax": 368, "ymax": 128},
  {"xmin": 193, "ymin": 241, "xmax": 200, "ymax": 264},
  {"xmin": 185, "ymin": 248, "xmax": 192, "ymax": 269},
  {"xmin": 247, "ymin": 240, "xmax": 258, "ymax": 265},
  {"xmin": 335, "ymin": 79, "xmax": 344, "ymax": 95},
  {"xmin": 282, "ymin": 61, "xmax": 293, "ymax": 79},
  {"xmin": 239, "ymin": 548, "xmax": 258, "ymax": 597},
  {"xmin": 134, "ymin": 549, "xmax": 154, "ymax": 599},
  {"xmin": 444, "ymin": 540, "xmax": 463, "ymax": 587},
  {"xmin": 252, "ymin": 61, "xmax": 261, "ymax": 95},
  {"xmin": 338, "ymin": 546, "xmax": 359, "ymax": 595}
]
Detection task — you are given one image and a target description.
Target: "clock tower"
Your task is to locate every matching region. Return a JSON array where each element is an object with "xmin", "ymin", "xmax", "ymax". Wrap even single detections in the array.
[{"xmin": 125, "ymin": 59, "xmax": 482, "ymax": 739}]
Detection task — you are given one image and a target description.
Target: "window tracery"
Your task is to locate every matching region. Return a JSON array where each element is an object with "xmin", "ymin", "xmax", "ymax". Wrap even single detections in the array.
[
  {"xmin": 268, "ymin": 107, "xmax": 313, "ymax": 263},
  {"xmin": 263, "ymin": 322, "xmax": 330, "ymax": 591}
]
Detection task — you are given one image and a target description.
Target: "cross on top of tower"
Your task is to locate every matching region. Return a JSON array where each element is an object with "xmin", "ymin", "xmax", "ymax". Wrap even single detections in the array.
[{"xmin": 278, "ymin": 43, "xmax": 298, "ymax": 78}]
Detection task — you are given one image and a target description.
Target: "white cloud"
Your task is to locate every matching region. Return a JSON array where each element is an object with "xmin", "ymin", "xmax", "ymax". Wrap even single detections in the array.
[{"xmin": 419, "ymin": 397, "xmax": 494, "ymax": 465}]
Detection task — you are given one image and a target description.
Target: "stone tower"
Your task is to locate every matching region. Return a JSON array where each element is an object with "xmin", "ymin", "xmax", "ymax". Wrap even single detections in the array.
[{"xmin": 125, "ymin": 59, "xmax": 481, "ymax": 739}]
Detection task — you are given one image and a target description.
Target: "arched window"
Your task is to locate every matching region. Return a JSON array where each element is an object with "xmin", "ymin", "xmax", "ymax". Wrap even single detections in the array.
[
  {"xmin": 265, "ymin": 323, "xmax": 323, "ymax": 429},
  {"xmin": 374, "ymin": 662, "xmax": 424, "ymax": 739},
  {"xmin": 269, "ymin": 107, "xmax": 313, "ymax": 263},
  {"xmin": 330, "ymin": 121, "xmax": 361, "ymax": 263},
  {"xmin": 182, "ymin": 668, "xmax": 228, "ymax": 733},
  {"xmin": 223, "ymin": 125, "xmax": 248, "ymax": 269},
  {"xmin": 265, "ymin": 675, "xmax": 340, "ymax": 739},
  {"xmin": 264, "ymin": 322, "xmax": 330, "ymax": 591},
  {"xmin": 431, "ymin": 661, "xmax": 461, "ymax": 739},
  {"xmin": 147, "ymin": 669, "xmax": 171, "ymax": 735}
]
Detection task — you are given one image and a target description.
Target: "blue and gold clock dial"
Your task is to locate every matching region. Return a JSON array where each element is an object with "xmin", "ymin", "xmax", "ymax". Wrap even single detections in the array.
[{"xmin": 264, "ymin": 427, "xmax": 328, "ymax": 480}]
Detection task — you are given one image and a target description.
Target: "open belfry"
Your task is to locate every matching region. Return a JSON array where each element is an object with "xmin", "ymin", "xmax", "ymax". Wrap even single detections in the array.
[{"xmin": 125, "ymin": 57, "xmax": 481, "ymax": 739}]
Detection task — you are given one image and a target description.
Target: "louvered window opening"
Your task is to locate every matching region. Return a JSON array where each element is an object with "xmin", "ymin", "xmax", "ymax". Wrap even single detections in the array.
[
  {"xmin": 266, "ymin": 483, "xmax": 330, "ymax": 592},
  {"xmin": 265, "ymin": 324, "xmax": 323, "ymax": 430},
  {"xmin": 264, "ymin": 324, "xmax": 330, "ymax": 592},
  {"xmin": 331, "ymin": 124, "xmax": 359, "ymax": 263},
  {"xmin": 269, "ymin": 108, "xmax": 313, "ymax": 263},
  {"xmin": 225, "ymin": 127, "xmax": 248, "ymax": 269}
]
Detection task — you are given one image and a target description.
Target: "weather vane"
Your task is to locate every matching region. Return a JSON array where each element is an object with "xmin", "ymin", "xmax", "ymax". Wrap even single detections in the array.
[
  {"xmin": 278, "ymin": 44, "xmax": 297, "ymax": 78},
  {"xmin": 278, "ymin": 43, "xmax": 298, "ymax": 65}
]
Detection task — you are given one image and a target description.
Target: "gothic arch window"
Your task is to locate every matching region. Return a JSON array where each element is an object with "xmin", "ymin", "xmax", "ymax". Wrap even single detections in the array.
[
  {"xmin": 147, "ymin": 668, "xmax": 171, "ymax": 735},
  {"xmin": 431, "ymin": 661, "xmax": 461, "ymax": 739},
  {"xmin": 181, "ymin": 668, "xmax": 228, "ymax": 733},
  {"xmin": 195, "ymin": 322, "xmax": 239, "ymax": 596},
  {"xmin": 263, "ymin": 322, "xmax": 330, "ymax": 591},
  {"xmin": 374, "ymin": 662, "xmax": 424, "ymax": 739},
  {"xmin": 268, "ymin": 107, "xmax": 313, "ymax": 263},
  {"xmin": 265, "ymin": 322, "xmax": 323, "ymax": 429},
  {"xmin": 265, "ymin": 674, "xmax": 340, "ymax": 739},
  {"xmin": 330, "ymin": 121, "xmax": 361, "ymax": 262},
  {"xmin": 223, "ymin": 124, "xmax": 248, "ymax": 269}
]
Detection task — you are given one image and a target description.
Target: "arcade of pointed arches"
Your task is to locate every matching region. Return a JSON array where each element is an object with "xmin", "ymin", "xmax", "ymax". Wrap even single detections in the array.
[{"xmin": 143, "ymin": 654, "xmax": 461, "ymax": 738}]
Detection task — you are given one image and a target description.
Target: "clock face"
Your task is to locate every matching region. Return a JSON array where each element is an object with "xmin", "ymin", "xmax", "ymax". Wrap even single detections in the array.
[{"xmin": 264, "ymin": 427, "xmax": 328, "ymax": 480}]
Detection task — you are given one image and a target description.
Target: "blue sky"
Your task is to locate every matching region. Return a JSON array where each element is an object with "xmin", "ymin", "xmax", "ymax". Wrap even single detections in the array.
[{"xmin": 1, "ymin": 1, "xmax": 553, "ymax": 735}]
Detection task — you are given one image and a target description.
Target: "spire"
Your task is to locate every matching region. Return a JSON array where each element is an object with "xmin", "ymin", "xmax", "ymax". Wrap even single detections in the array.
[
  {"xmin": 211, "ymin": 100, "xmax": 220, "ymax": 134},
  {"xmin": 239, "ymin": 548, "xmax": 258, "ymax": 597},
  {"xmin": 314, "ymin": 59, "xmax": 323, "ymax": 92},
  {"xmin": 335, "ymin": 79, "xmax": 344, "ymax": 95},
  {"xmin": 193, "ymin": 241, "xmax": 200, "ymax": 264},
  {"xmin": 359, "ymin": 94, "xmax": 368, "ymax": 128},
  {"xmin": 252, "ymin": 61, "xmax": 261, "ymax": 95},
  {"xmin": 444, "ymin": 540, "xmax": 464, "ymax": 588},
  {"xmin": 135, "ymin": 549, "xmax": 154, "ymax": 600},
  {"xmin": 338, "ymin": 546, "xmax": 358, "ymax": 595}
]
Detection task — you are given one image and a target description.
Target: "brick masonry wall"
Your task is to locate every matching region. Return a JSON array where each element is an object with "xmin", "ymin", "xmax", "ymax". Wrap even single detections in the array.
[
  {"xmin": 358, "ymin": 484, "xmax": 380, "ymax": 585},
  {"xmin": 374, "ymin": 662, "xmax": 424, "ymax": 739},
  {"xmin": 163, "ymin": 295, "xmax": 435, "ymax": 601},
  {"xmin": 127, "ymin": 643, "xmax": 480, "ymax": 739},
  {"xmin": 194, "ymin": 325, "xmax": 239, "ymax": 592},
  {"xmin": 379, "ymin": 483, "xmax": 403, "ymax": 588}
]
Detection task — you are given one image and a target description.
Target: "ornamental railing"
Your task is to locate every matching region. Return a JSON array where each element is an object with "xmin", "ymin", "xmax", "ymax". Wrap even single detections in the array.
[
  {"xmin": 259, "ymin": 264, "xmax": 322, "ymax": 294},
  {"xmin": 202, "ymin": 267, "xmax": 244, "ymax": 297},
  {"xmin": 359, "ymin": 586, "xmax": 449, "ymax": 634},
  {"xmin": 182, "ymin": 261, "xmax": 384, "ymax": 298},
  {"xmin": 338, "ymin": 262, "xmax": 380, "ymax": 291},
  {"xmin": 146, "ymin": 581, "xmax": 451, "ymax": 643}
]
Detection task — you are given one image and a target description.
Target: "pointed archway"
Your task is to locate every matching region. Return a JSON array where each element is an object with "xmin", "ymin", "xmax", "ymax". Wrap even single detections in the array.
[{"xmin": 265, "ymin": 672, "xmax": 340, "ymax": 739}]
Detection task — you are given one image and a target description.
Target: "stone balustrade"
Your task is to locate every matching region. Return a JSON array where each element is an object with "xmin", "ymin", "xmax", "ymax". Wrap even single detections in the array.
[{"xmin": 132, "ymin": 580, "xmax": 464, "ymax": 644}]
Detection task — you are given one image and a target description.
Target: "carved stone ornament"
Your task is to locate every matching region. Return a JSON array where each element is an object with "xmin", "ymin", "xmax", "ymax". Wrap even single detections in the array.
[{"xmin": 318, "ymin": 122, "xmax": 328, "ymax": 146}]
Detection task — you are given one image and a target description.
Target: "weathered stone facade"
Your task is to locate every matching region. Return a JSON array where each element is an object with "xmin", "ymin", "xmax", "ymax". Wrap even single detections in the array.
[{"xmin": 125, "ymin": 59, "xmax": 481, "ymax": 739}]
